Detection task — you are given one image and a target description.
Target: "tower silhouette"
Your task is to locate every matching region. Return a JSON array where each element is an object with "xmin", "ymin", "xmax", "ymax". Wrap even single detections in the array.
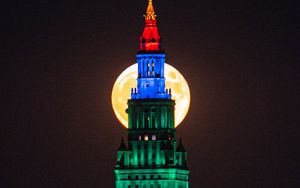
[{"xmin": 114, "ymin": 1, "xmax": 190, "ymax": 187}]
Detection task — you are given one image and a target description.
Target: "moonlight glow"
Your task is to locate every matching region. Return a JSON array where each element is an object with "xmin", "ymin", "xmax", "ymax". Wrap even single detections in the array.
[{"xmin": 111, "ymin": 63, "xmax": 190, "ymax": 128}]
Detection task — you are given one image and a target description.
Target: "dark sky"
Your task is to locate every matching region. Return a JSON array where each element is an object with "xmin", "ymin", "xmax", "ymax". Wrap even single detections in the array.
[{"xmin": 2, "ymin": 0, "xmax": 299, "ymax": 187}]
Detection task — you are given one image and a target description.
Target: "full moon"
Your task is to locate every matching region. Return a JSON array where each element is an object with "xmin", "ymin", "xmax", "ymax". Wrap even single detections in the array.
[{"xmin": 111, "ymin": 63, "xmax": 190, "ymax": 128}]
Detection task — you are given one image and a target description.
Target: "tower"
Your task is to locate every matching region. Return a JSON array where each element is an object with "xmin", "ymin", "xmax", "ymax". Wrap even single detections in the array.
[{"xmin": 114, "ymin": 1, "xmax": 190, "ymax": 187}]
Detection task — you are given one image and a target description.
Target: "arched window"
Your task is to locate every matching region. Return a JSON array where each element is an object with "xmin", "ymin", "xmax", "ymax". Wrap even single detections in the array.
[
  {"xmin": 144, "ymin": 115, "xmax": 149, "ymax": 128},
  {"xmin": 152, "ymin": 61, "xmax": 155, "ymax": 77}
]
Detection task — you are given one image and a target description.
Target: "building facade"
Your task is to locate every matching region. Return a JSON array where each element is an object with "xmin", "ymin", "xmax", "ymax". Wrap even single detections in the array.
[{"xmin": 114, "ymin": 1, "xmax": 190, "ymax": 187}]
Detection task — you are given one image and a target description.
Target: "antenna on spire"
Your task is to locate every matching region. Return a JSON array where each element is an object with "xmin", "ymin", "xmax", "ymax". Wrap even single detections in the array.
[{"xmin": 145, "ymin": 0, "xmax": 156, "ymax": 20}]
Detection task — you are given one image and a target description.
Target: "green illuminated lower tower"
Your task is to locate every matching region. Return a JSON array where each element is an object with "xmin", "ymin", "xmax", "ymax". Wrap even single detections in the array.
[
  {"xmin": 115, "ymin": 99, "xmax": 189, "ymax": 188},
  {"xmin": 114, "ymin": 1, "xmax": 189, "ymax": 187}
]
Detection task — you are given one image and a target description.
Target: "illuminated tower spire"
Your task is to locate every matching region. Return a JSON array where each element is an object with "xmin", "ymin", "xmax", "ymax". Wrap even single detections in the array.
[
  {"xmin": 115, "ymin": 1, "xmax": 190, "ymax": 187},
  {"xmin": 145, "ymin": 0, "xmax": 156, "ymax": 21},
  {"xmin": 139, "ymin": 0, "xmax": 161, "ymax": 52}
]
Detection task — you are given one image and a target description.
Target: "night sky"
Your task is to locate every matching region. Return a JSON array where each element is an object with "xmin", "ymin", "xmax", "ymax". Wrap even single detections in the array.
[{"xmin": 2, "ymin": 0, "xmax": 299, "ymax": 187}]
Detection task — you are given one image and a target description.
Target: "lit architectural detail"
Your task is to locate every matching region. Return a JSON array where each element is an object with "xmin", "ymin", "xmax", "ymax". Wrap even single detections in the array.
[
  {"xmin": 139, "ymin": 0, "xmax": 160, "ymax": 52},
  {"xmin": 114, "ymin": 1, "xmax": 190, "ymax": 187}
]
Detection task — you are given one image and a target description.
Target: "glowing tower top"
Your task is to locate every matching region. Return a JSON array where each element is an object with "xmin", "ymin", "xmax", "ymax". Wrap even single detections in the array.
[
  {"xmin": 139, "ymin": 0, "xmax": 162, "ymax": 52},
  {"xmin": 132, "ymin": 0, "xmax": 171, "ymax": 99}
]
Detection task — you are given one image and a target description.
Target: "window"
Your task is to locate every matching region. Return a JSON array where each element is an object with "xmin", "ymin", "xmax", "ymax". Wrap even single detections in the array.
[
  {"xmin": 152, "ymin": 135, "xmax": 156, "ymax": 140},
  {"xmin": 144, "ymin": 135, "xmax": 149, "ymax": 141},
  {"xmin": 145, "ymin": 116, "xmax": 149, "ymax": 128},
  {"xmin": 152, "ymin": 116, "xmax": 156, "ymax": 128}
]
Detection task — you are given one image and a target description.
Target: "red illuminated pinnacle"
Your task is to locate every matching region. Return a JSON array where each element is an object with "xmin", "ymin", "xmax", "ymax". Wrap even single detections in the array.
[{"xmin": 139, "ymin": 0, "xmax": 162, "ymax": 52}]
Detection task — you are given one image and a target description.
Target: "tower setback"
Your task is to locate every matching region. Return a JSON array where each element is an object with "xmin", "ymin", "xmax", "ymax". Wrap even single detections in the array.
[{"xmin": 114, "ymin": 1, "xmax": 190, "ymax": 187}]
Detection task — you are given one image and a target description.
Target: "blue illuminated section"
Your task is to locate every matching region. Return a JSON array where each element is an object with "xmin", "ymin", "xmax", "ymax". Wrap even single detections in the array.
[{"xmin": 131, "ymin": 53, "xmax": 171, "ymax": 99}]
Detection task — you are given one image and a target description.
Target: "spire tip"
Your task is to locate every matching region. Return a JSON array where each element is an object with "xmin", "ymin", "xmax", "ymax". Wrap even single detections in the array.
[{"xmin": 145, "ymin": 0, "xmax": 156, "ymax": 20}]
